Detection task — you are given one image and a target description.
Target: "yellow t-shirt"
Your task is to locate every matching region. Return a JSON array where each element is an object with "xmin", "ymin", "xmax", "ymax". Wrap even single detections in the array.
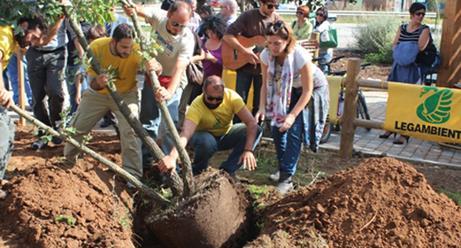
[
  {"xmin": 186, "ymin": 89, "xmax": 245, "ymax": 136},
  {"xmin": 0, "ymin": 26, "xmax": 15, "ymax": 70},
  {"xmin": 87, "ymin": 37, "xmax": 142, "ymax": 94}
]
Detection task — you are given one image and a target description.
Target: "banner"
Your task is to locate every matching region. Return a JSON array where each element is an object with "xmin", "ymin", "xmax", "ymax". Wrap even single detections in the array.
[{"xmin": 384, "ymin": 83, "xmax": 461, "ymax": 143}]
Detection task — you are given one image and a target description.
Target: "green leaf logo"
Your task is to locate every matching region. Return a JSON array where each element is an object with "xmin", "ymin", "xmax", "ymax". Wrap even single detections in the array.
[{"xmin": 416, "ymin": 86, "xmax": 453, "ymax": 124}]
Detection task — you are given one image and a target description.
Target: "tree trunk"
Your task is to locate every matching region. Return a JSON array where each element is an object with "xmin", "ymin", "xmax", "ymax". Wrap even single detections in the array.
[
  {"xmin": 63, "ymin": 6, "xmax": 184, "ymax": 197},
  {"xmin": 119, "ymin": 0, "xmax": 195, "ymax": 196},
  {"xmin": 9, "ymin": 105, "xmax": 170, "ymax": 205}
]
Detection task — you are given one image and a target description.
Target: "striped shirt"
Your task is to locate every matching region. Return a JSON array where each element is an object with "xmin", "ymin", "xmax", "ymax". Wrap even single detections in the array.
[{"xmin": 398, "ymin": 24, "xmax": 429, "ymax": 42}]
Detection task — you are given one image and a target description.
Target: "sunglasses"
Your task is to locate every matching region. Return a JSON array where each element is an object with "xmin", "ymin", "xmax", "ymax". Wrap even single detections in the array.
[
  {"xmin": 415, "ymin": 12, "xmax": 425, "ymax": 17},
  {"xmin": 171, "ymin": 20, "xmax": 187, "ymax": 29},
  {"xmin": 296, "ymin": 11, "xmax": 304, "ymax": 16},
  {"xmin": 316, "ymin": 12, "xmax": 324, "ymax": 17},
  {"xmin": 265, "ymin": 3, "xmax": 279, "ymax": 9},
  {"xmin": 206, "ymin": 95, "xmax": 223, "ymax": 102}
]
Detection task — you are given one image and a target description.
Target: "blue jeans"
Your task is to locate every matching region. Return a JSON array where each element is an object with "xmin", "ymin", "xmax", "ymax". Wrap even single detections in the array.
[
  {"xmin": 140, "ymin": 80, "xmax": 183, "ymax": 166},
  {"xmin": 7, "ymin": 54, "xmax": 33, "ymax": 106},
  {"xmin": 189, "ymin": 123, "xmax": 262, "ymax": 175},
  {"xmin": 317, "ymin": 50, "xmax": 333, "ymax": 74},
  {"xmin": 271, "ymin": 89, "xmax": 305, "ymax": 179},
  {"xmin": 235, "ymin": 70, "xmax": 261, "ymax": 115},
  {"xmin": 0, "ymin": 108, "xmax": 15, "ymax": 180}
]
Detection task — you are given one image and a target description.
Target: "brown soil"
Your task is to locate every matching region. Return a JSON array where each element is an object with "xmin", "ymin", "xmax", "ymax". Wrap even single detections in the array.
[
  {"xmin": 259, "ymin": 157, "xmax": 461, "ymax": 247},
  {"xmin": 145, "ymin": 171, "xmax": 251, "ymax": 248},
  {"xmin": 0, "ymin": 126, "xmax": 135, "ymax": 247},
  {"xmin": 331, "ymin": 50, "xmax": 391, "ymax": 82}
]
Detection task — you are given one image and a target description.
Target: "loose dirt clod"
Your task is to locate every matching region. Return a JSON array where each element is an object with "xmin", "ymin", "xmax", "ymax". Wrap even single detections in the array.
[{"xmin": 260, "ymin": 157, "xmax": 461, "ymax": 247}]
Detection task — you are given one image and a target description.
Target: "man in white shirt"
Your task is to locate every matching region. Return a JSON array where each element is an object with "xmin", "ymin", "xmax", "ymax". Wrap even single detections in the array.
[{"xmin": 125, "ymin": 0, "xmax": 195, "ymax": 167}]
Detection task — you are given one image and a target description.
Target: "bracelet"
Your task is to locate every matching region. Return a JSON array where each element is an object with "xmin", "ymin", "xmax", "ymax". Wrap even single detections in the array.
[{"xmin": 244, "ymin": 149, "xmax": 253, "ymax": 153}]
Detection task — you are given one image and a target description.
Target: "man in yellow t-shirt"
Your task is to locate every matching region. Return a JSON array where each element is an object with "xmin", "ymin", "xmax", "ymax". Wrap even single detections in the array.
[
  {"xmin": 0, "ymin": 25, "xmax": 16, "ymax": 200},
  {"xmin": 158, "ymin": 75, "xmax": 262, "ymax": 176},
  {"xmin": 64, "ymin": 24, "xmax": 160, "ymax": 180}
]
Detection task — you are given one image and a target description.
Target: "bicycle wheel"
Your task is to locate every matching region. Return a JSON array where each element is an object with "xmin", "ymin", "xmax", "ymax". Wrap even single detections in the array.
[{"xmin": 357, "ymin": 91, "xmax": 371, "ymax": 131}]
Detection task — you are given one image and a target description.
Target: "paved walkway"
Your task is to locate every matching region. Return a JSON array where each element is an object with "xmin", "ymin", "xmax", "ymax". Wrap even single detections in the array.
[{"xmin": 320, "ymin": 90, "xmax": 461, "ymax": 168}]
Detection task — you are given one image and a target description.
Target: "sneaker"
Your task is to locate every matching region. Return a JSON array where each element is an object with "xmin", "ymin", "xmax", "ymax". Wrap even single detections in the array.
[
  {"xmin": 51, "ymin": 136, "xmax": 63, "ymax": 145},
  {"xmin": 269, "ymin": 171, "xmax": 280, "ymax": 182},
  {"xmin": 0, "ymin": 189, "xmax": 6, "ymax": 200},
  {"xmin": 62, "ymin": 156, "xmax": 77, "ymax": 166},
  {"xmin": 276, "ymin": 181, "xmax": 293, "ymax": 194},
  {"xmin": 31, "ymin": 139, "xmax": 48, "ymax": 150}
]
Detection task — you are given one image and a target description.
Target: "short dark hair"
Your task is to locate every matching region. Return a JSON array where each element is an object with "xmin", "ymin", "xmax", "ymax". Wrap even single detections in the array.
[
  {"xmin": 203, "ymin": 75, "xmax": 225, "ymax": 92},
  {"xmin": 199, "ymin": 16, "xmax": 226, "ymax": 39},
  {"xmin": 14, "ymin": 16, "xmax": 47, "ymax": 48},
  {"xmin": 112, "ymin": 23, "xmax": 135, "ymax": 41},
  {"xmin": 316, "ymin": 7, "xmax": 328, "ymax": 20},
  {"xmin": 409, "ymin": 2, "xmax": 426, "ymax": 14}
]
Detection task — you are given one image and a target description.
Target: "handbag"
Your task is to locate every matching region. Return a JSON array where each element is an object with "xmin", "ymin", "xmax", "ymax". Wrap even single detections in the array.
[
  {"xmin": 416, "ymin": 41, "xmax": 437, "ymax": 67},
  {"xmin": 186, "ymin": 62, "xmax": 204, "ymax": 86},
  {"xmin": 319, "ymin": 27, "xmax": 338, "ymax": 49}
]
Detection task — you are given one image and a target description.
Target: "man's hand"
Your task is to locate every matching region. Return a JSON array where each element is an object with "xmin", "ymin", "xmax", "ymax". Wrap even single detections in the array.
[
  {"xmin": 155, "ymin": 86, "xmax": 172, "ymax": 102},
  {"xmin": 0, "ymin": 89, "xmax": 14, "ymax": 108},
  {"xmin": 123, "ymin": 4, "xmax": 137, "ymax": 16},
  {"xmin": 91, "ymin": 74, "xmax": 109, "ymax": 90},
  {"xmin": 242, "ymin": 47, "xmax": 259, "ymax": 65},
  {"xmin": 279, "ymin": 113, "xmax": 296, "ymax": 132},
  {"xmin": 239, "ymin": 151, "xmax": 257, "ymax": 171},
  {"xmin": 145, "ymin": 59, "xmax": 162, "ymax": 76},
  {"xmin": 157, "ymin": 155, "xmax": 177, "ymax": 173}
]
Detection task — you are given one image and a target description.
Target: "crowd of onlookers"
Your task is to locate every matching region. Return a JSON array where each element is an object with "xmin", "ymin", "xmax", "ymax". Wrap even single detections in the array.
[{"xmin": 0, "ymin": 0, "xmax": 437, "ymax": 199}]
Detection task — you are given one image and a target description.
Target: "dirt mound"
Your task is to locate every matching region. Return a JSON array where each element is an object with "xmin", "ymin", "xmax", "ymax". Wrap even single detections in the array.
[
  {"xmin": 0, "ymin": 128, "xmax": 135, "ymax": 247},
  {"xmin": 145, "ymin": 171, "xmax": 252, "ymax": 248},
  {"xmin": 261, "ymin": 157, "xmax": 461, "ymax": 247}
]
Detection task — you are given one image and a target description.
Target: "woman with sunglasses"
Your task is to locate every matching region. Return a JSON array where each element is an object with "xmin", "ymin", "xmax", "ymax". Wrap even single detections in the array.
[
  {"xmin": 256, "ymin": 20, "xmax": 328, "ymax": 194},
  {"xmin": 313, "ymin": 7, "xmax": 333, "ymax": 73},
  {"xmin": 292, "ymin": 5, "xmax": 313, "ymax": 40},
  {"xmin": 381, "ymin": 2, "xmax": 432, "ymax": 145}
]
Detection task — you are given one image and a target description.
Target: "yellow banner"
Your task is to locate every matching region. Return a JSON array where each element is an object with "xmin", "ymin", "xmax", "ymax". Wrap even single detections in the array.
[{"xmin": 384, "ymin": 83, "xmax": 461, "ymax": 143}]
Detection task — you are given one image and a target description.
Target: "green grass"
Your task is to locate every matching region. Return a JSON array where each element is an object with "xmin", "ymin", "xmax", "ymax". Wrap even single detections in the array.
[{"xmin": 439, "ymin": 189, "xmax": 461, "ymax": 206}]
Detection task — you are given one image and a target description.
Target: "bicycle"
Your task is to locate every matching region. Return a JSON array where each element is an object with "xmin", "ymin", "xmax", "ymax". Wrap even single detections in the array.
[{"xmin": 316, "ymin": 56, "xmax": 372, "ymax": 144}]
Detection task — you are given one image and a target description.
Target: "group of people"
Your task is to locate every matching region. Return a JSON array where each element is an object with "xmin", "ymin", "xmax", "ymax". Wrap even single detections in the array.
[
  {"xmin": 0, "ymin": 0, "xmax": 435, "ymax": 198},
  {"xmin": 0, "ymin": 0, "xmax": 331, "ymax": 197}
]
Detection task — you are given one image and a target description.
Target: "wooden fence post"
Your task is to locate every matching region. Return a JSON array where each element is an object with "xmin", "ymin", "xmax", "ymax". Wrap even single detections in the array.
[
  {"xmin": 17, "ymin": 50, "xmax": 26, "ymax": 126},
  {"xmin": 339, "ymin": 58, "xmax": 361, "ymax": 159}
]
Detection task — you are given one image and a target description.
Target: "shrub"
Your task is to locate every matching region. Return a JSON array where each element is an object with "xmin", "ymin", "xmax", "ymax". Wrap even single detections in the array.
[{"xmin": 354, "ymin": 17, "xmax": 400, "ymax": 64}]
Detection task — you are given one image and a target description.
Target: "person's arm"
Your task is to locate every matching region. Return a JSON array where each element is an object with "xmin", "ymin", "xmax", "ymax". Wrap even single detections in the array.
[
  {"xmin": 222, "ymin": 13, "xmax": 259, "ymax": 64},
  {"xmin": 38, "ymin": 16, "xmax": 65, "ymax": 46},
  {"xmin": 255, "ymin": 60, "xmax": 268, "ymax": 122},
  {"xmin": 279, "ymin": 62, "xmax": 314, "ymax": 133},
  {"xmin": 124, "ymin": 4, "xmax": 159, "ymax": 26},
  {"xmin": 222, "ymin": 34, "xmax": 259, "ymax": 64},
  {"xmin": 0, "ymin": 56, "xmax": 14, "ymax": 108},
  {"xmin": 191, "ymin": 49, "xmax": 205, "ymax": 64},
  {"xmin": 154, "ymin": 59, "xmax": 188, "ymax": 102},
  {"xmin": 236, "ymin": 106, "xmax": 258, "ymax": 171},
  {"xmin": 158, "ymin": 119, "xmax": 197, "ymax": 172},
  {"xmin": 392, "ymin": 26, "xmax": 401, "ymax": 49},
  {"xmin": 418, "ymin": 27, "xmax": 430, "ymax": 51}
]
